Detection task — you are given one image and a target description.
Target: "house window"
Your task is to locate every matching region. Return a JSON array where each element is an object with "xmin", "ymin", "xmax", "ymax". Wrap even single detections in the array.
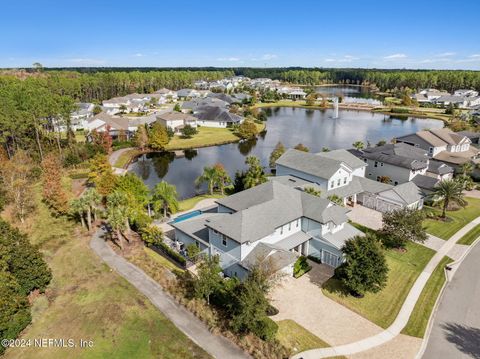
[
  {"xmin": 429, "ymin": 147, "xmax": 433, "ymax": 154},
  {"xmin": 380, "ymin": 162, "xmax": 384, "ymax": 167},
  {"xmin": 330, "ymin": 180, "xmax": 334, "ymax": 188},
  {"xmin": 376, "ymin": 176, "xmax": 380, "ymax": 181},
  {"xmin": 222, "ymin": 235, "xmax": 227, "ymax": 247},
  {"xmin": 343, "ymin": 177, "xmax": 347, "ymax": 184},
  {"xmin": 195, "ymin": 241, "xmax": 200, "ymax": 248},
  {"xmin": 280, "ymin": 226, "xmax": 283, "ymax": 235},
  {"xmin": 296, "ymin": 219, "xmax": 299, "ymax": 227},
  {"xmin": 288, "ymin": 222, "xmax": 291, "ymax": 230},
  {"xmin": 394, "ymin": 181, "xmax": 398, "ymax": 185},
  {"xmin": 337, "ymin": 179, "xmax": 341, "ymax": 186}
]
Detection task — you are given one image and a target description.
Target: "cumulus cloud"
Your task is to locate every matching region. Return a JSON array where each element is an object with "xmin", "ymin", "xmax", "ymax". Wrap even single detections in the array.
[
  {"xmin": 469, "ymin": 54, "xmax": 480, "ymax": 58},
  {"xmin": 134, "ymin": 53, "xmax": 144, "ymax": 57},
  {"xmin": 435, "ymin": 52, "xmax": 456, "ymax": 57},
  {"xmin": 383, "ymin": 53, "xmax": 407, "ymax": 59}
]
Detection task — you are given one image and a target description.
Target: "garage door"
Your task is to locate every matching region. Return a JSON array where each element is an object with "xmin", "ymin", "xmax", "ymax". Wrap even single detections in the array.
[{"xmin": 322, "ymin": 250, "xmax": 339, "ymax": 267}]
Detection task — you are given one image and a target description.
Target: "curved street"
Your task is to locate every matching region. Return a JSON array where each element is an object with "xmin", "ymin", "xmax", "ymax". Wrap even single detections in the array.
[{"xmin": 422, "ymin": 242, "xmax": 480, "ymax": 359}]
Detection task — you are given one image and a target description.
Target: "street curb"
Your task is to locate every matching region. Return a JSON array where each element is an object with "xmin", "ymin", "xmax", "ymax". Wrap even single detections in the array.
[{"xmin": 414, "ymin": 235, "xmax": 480, "ymax": 359}]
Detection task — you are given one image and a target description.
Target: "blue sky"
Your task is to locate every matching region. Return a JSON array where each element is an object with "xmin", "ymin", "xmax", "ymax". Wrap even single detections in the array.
[{"xmin": 1, "ymin": 0, "xmax": 480, "ymax": 69}]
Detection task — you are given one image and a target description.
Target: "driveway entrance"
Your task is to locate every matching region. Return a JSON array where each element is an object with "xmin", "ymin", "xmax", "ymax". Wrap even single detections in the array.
[{"xmin": 347, "ymin": 205, "xmax": 383, "ymax": 230}]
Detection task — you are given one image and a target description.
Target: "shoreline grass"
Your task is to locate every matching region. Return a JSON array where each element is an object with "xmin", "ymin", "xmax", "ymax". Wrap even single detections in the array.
[{"xmin": 402, "ymin": 256, "xmax": 453, "ymax": 338}]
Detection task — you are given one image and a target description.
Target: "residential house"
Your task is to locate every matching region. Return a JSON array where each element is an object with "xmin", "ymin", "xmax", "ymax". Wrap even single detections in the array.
[
  {"xmin": 206, "ymin": 92, "xmax": 241, "ymax": 105},
  {"xmin": 156, "ymin": 112, "xmax": 198, "ymax": 133},
  {"xmin": 454, "ymin": 89, "xmax": 479, "ymax": 97},
  {"xmin": 193, "ymin": 106, "xmax": 244, "ymax": 128},
  {"xmin": 275, "ymin": 149, "xmax": 424, "ymax": 212},
  {"xmin": 171, "ymin": 181, "xmax": 363, "ymax": 278},
  {"xmin": 85, "ymin": 112, "xmax": 133, "ymax": 139},
  {"xmin": 154, "ymin": 88, "xmax": 178, "ymax": 102},
  {"xmin": 412, "ymin": 89, "xmax": 449, "ymax": 103},
  {"xmin": 69, "ymin": 102, "xmax": 94, "ymax": 130},
  {"xmin": 177, "ymin": 89, "xmax": 200, "ymax": 100},
  {"xmin": 349, "ymin": 143, "xmax": 430, "ymax": 185},
  {"xmin": 181, "ymin": 97, "xmax": 229, "ymax": 112},
  {"xmin": 396, "ymin": 128, "xmax": 480, "ymax": 169}
]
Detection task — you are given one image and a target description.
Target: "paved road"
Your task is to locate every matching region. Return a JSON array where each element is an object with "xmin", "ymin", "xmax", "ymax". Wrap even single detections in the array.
[
  {"xmin": 90, "ymin": 229, "xmax": 250, "ymax": 359},
  {"xmin": 423, "ymin": 242, "xmax": 480, "ymax": 359},
  {"xmin": 108, "ymin": 147, "xmax": 133, "ymax": 167}
]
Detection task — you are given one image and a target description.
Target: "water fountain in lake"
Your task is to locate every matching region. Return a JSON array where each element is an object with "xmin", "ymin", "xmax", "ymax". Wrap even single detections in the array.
[{"xmin": 332, "ymin": 97, "xmax": 339, "ymax": 119}]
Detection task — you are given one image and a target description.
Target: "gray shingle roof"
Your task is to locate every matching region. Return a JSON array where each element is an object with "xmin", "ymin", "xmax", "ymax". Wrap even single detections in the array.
[
  {"xmin": 240, "ymin": 243, "xmax": 298, "ymax": 271},
  {"xmin": 378, "ymin": 181, "xmax": 423, "ymax": 204},
  {"xmin": 321, "ymin": 223, "xmax": 363, "ymax": 249},
  {"xmin": 193, "ymin": 106, "xmax": 243, "ymax": 123},
  {"xmin": 427, "ymin": 160, "xmax": 454, "ymax": 175},
  {"xmin": 210, "ymin": 181, "xmax": 348, "ymax": 244},
  {"xmin": 358, "ymin": 143, "xmax": 429, "ymax": 170},
  {"xmin": 316, "ymin": 149, "xmax": 367, "ymax": 170},
  {"xmin": 171, "ymin": 213, "xmax": 227, "ymax": 245},
  {"xmin": 276, "ymin": 149, "xmax": 348, "ymax": 180},
  {"xmin": 411, "ymin": 175, "xmax": 440, "ymax": 191}
]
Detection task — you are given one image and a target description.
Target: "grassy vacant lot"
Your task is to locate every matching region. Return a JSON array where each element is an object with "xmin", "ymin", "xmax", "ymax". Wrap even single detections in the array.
[
  {"xmin": 276, "ymin": 320, "xmax": 346, "ymax": 358},
  {"xmin": 423, "ymin": 197, "xmax": 480, "ymax": 240},
  {"xmin": 178, "ymin": 194, "xmax": 225, "ymax": 212},
  {"xmin": 166, "ymin": 123, "xmax": 265, "ymax": 151},
  {"xmin": 457, "ymin": 224, "xmax": 480, "ymax": 245},
  {"xmin": 402, "ymin": 256, "xmax": 453, "ymax": 338},
  {"xmin": 322, "ymin": 241, "xmax": 435, "ymax": 328},
  {"xmin": 4, "ymin": 192, "xmax": 210, "ymax": 359}
]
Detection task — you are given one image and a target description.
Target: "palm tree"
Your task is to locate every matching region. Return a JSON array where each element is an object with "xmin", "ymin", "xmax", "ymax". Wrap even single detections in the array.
[
  {"xmin": 152, "ymin": 181, "xmax": 179, "ymax": 218},
  {"xmin": 304, "ymin": 187, "xmax": 321, "ymax": 197},
  {"xmin": 461, "ymin": 162, "xmax": 474, "ymax": 176},
  {"xmin": 352, "ymin": 141, "xmax": 365, "ymax": 150},
  {"xmin": 106, "ymin": 192, "xmax": 130, "ymax": 250},
  {"xmin": 213, "ymin": 163, "xmax": 231, "ymax": 195},
  {"xmin": 83, "ymin": 188, "xmax": 101, "ymax": 230},
  {"xmin": 195, "ymin": 166, "xmax": 217, "ymax": 194},
  {"xmin": 433, "ymin": 179, "xmax": 467, "ymax": 219},
  {"xmin": 70, "ymin": 197, "xmax": 88, "ymax": 228}
]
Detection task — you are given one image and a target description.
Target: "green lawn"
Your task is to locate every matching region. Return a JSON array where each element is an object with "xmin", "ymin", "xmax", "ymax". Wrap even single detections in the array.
[
  {"xmin": 423, "ymin": 197, "xmax": 480, "ymax": 240},
  {"xmin": 114, "ymin": 149, "xmax": 142, "ymax": 168},
  {"xmin": 402, "ymin": 256, "xmax": 453, "ymax": 338},
  {"xmin": 322, "ymin": 241, "xmax": 435, "ymax": 328},
  {"xmin": 276, "ymin": 320, "xmax": 345, "ymax": 358},
  {"xmin": 4, "ymin": 189, "xmax": 210, "ymax": 359},
  {"xmin": 457, "ymin": 224, "xmax": 480, "ymax": 245},
  {"xmin": 178, "ymin": 194, "xmax": 225, "ymax": 212},
  {"xmin": 166, "ymin": 123, "xmax": 265, "ymax": 151},
  {"xmin": 144, "ymin": 247, "xmax": 185, "ymax": 275}
]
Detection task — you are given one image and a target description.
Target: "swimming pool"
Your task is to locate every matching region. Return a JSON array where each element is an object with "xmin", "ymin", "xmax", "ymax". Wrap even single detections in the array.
[{"xmin": 171, "ymin": 210, "xmax": 202, "ymax": 223}]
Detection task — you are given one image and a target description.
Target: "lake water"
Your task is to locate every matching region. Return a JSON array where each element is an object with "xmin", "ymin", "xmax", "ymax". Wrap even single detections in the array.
[
  {"xmin": 315, "ymin": 85, "xmax": 382, "ymax": 105},
  {"xmin": 128, "ymin": 107, "xmax": 443, "ymax": 199}
]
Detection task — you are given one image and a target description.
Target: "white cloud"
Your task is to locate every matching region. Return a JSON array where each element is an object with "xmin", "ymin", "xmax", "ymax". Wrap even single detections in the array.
[
  {"xmin": 434, "ymin": 52, "xmax": 456, "ymax": 57},
  {"xmin": 134, "ymin": 53, "xmax": 144, "ymax": 57},
  {"xmin": 469, "ymin": 54, "xmax": 480, "ymax": 58},
  {"xmin": 383, "ymin": 53, "xmax": 407, "ymax": 59},
  {"xmin": 67, "ymin": 58, "xmax": 106, "ymax": 65},
  {"xmin": 216, "ymin": 57, "xmax": 241, "ymax": 62},
  {"xmin": 261, "ymin": 53, "xmax": 277, "ymax": 60},
  {"xmin": 323, "ymin": 55, "xmax": 359, "ymax": 63}
]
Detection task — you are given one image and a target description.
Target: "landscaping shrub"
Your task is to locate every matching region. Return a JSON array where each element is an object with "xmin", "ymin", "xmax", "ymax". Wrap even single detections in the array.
[
  {"xmin": 293, "ymin": 256, "xmax": 312, "ymax": 278},
  {"xmin": 252, "ymin": 317, "xmax": 278, "ymax": 341},
  {"xmin": 112, "ymin": 140, "xmax": 135, "ymax": 150},
  {"xmin": 156, "ymin": 242, "xmax": 186, "ymax": 266}
]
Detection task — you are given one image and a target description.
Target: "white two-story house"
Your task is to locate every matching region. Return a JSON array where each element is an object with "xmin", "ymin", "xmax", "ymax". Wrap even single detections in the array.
[
  {"xmin": 171, "ymin": 181, "xmax": 362, "ymax": 278},
  {"xmin": 396, "ymin": 128, "xmax": 479, "ymax": 169},
  {"xmin": 275, "ymin": 149, "xmax": 424, "ymax": 212}
]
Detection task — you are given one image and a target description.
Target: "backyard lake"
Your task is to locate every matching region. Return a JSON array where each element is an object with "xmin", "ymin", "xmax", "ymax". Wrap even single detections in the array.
[{"xmin": 128, "ymin": 106, "xmax": 444, "ymax": 199}]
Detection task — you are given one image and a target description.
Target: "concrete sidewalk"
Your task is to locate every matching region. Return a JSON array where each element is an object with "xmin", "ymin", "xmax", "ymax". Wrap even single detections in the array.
[
  {"xmin": 293, "ymin": 216, "xmax": 480, "ymax": 359},
  {"xmin": 90, "ymin": 229, "xmax": 250, "ymax": 359}
]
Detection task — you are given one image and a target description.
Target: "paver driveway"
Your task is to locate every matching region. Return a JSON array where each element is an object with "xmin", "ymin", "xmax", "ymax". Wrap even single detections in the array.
[
  {"xmin": 270, "ymin": 261, "xmax": 383, "ymax": 346},
  {"xmin": 347, "ymin": 205, "xmax": 383, "ymax": 230}
]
